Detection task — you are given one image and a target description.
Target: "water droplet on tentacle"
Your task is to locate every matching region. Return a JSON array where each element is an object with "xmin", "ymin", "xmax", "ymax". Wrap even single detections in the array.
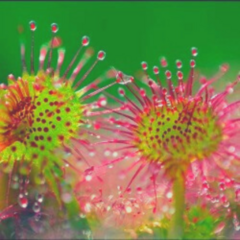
[
  {"xmin": 29, "ymin": 20, "xmax": 37, "ymax": 31},
  {"xmin": 33, "ymin": 202, "xmax": 41, "ymax": 213},
  {"xmin": 18, "ymin": 195, "xmax": 28, "ymax": 208},
  {"xmin": 97, "ymin": 51, "xmax": 106, "ymax": 61},
  {"xmin": 51, "ymin": 23, "xmax": 59, "ymax": 33}
]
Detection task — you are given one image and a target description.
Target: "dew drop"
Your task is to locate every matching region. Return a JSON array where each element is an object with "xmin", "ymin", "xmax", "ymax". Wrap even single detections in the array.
[
  {"xmin": 89, "ymin": 151, "xmax": 95, "ymax": 157},
  {"xmin": 104, "ymin": 149, "xmax": 111, "ymax": 157},
  {"xmin": 8, "ymin": 75, "xmax": 16, "ymax": 83},
  {"xmin": 165, "ymin": 70, "xmax": 172, "ymax": 79},
  {"xmin": 84, "ymin": 202, "xmax": 92, "ymax": 212},
  {"xmin": 125, "ymin": 205, "xmax": 132, "ymax": 213},
  {"xmin": 141, "ymin": 61, "xmax": 148, "ymax": 70},
  {"xmin": 191, "ymin": 47, "xmax": 198, "ymax": 57},
  {"xmin": 225, "ymin": 178, "xmax": 234, "ymax": 187},
  {"xmin": 129, "ymin": 76, "xmax": 134, "ymax": 82},
  {"xmin": 18, "ymin": 195, "xmax": 28, "ymax": 208},
  {"xmin": 51, "ymin": 23, "xmax": 58, "ymax": 33},
  {"xmin": 176, "ymin": 60, "xmax": 182, "ymax": 69},
  {"xmin": 118, "ymin": 88, "xmax": 125, "ymax": 96},
  {"xmin": 82, "ymin": 36, "xmax": 89, "ymax": 46},
  {"xmin": 190, "ymin": 59, "xmax": 196, "ymax": 68},
  {"xmin": 85, "ymin": 175, "xmax": 92, "ymax": 182},
  {"xmin": 227, "ymin": 86, "xmax": 234, "ymax": 94},
  {"xmin": 97, "ymin": 95, "xmax": 107, "ymax": 106},
  {"xmin": 160, "ymin": 57, "xmax": 168, "ymax": 67},
  {"xmin": 112, "ymin": 151, "xmax": 118, "ymax": 157},
  {"xmin": 153, "ymin": 66, "xmax": 159, "ymax": 74},
  {"xmin": 29, "ymin": 20, "xmax": 37, "ymax": 31},
  {"xmin": 33, "ymin": 202, "xmax": 41, "ymax": 213},
  {"xmin": 97, "ymin": 51, "xmax": 106, "ymax": 61},
  {"xmin": 0, "ymin": 83, "xmax": 7, "ymax": 89},
  {"xmin": 177, "ymin": 71, "xmax": 183, "ymax": 80},
  {"xmin": 166, "ymin": 192, "xmax": 173, "ymax": 199},
  {"xmin": 235, "ymin": 225, "xmax": 240, "ymax": 231},
  {"xmin": 36, "ymin": 194, "xmax": 44, "ymax": 203}
]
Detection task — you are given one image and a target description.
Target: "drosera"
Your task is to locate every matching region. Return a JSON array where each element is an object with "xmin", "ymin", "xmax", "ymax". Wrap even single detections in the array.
[
  {"xmin": 0, "ymin": 20, "xmax": 121, "ymax": 211},
  {"xmin": 92, "ymin": 47, "xmax": 240, "ymax": 238}
]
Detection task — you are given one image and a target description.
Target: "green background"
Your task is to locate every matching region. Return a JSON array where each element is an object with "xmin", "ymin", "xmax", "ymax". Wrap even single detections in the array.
[{"xmin": 0, "ymin": 1, "xmax": 240, "ymax": 91}]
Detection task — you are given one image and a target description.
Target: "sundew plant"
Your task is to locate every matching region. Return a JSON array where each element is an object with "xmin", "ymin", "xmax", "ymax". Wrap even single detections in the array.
[
  {"xmin": 0, "ymin": 21, "xmax": 120, "ymax": 239},
  {"xmin": 0, "ymin": 7, "xmax": 240, "ymax": 239},
  {"xmin": 90, "ymin": 50, "xmax": 240, "ymax": 238}
]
